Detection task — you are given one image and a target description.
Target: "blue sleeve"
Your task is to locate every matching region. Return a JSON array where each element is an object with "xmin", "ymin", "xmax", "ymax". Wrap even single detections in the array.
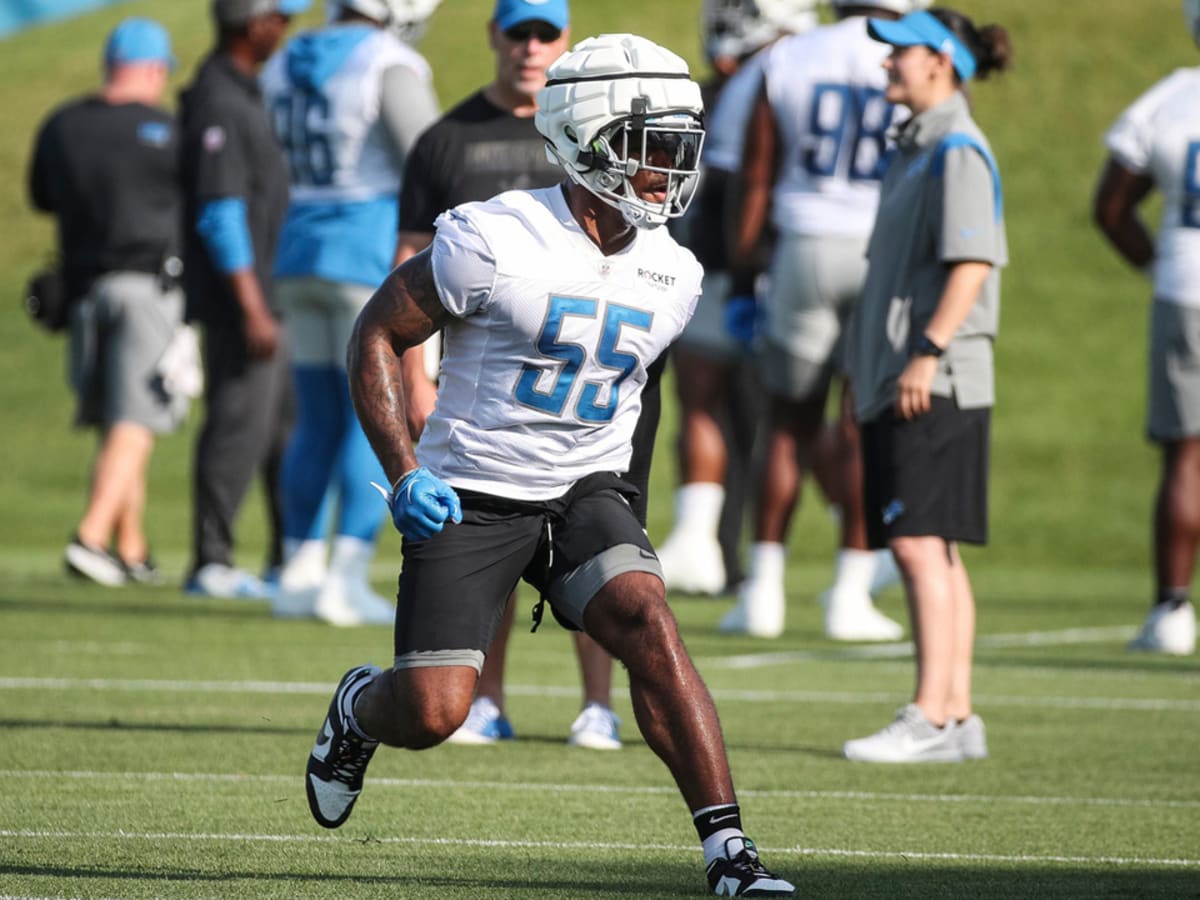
[{"xmin": 196, "ymin": 197, "xmax": 255, "ymax": 274}]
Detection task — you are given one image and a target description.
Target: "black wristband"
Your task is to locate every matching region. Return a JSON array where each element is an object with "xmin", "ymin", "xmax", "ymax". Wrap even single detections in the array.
[{"xmin": 914, "ymin": 334, "xmax": 945, "ymax": 358}]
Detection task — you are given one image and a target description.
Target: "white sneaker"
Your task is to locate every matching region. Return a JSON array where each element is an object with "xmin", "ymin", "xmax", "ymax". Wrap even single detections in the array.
[
  {"xmin": 273, "ymin": 540, "xmax": 326, "ymax": 619},
  {"xmin": 820, "ymin": 591, "xmax": 905, "ymax": 642},
  {"xmin": 957, "ymin": 713, "xmax": 988, "ymax": 760},
  {"xmin": 719, "ymin": 577, "xmax": 784, "ymax": 638},
  {"xmin": 314, "ymin": 537, "xmax": 394, "ymax": 626},
  {"xmin": 315, "ymin": 575, "xmax": 394, "ymax": 627},
  {"xmin": 843, "ymin": 704, "xmax": 962, "ymax": 763},
  {"xmin": 64, "ymin": 537, "xmax": 127, "ymax": 587},
  {"xmin": 1128, "ymin": 601, "xmax": 1196, "ymax": 655},
  {"xmin": 567, "ymin": 703, "xmax": 621, "ymax": 750},
  {"xmin": 656, "ymin": 530, "xmax": 726, "ymax": 596},
  {"xmin": 185, "ymin": 563, "xmax": 271, "ymax": 600},
  {"xmin": 445, "ymin": 696, "xmax": 515, "ymax": 745}
]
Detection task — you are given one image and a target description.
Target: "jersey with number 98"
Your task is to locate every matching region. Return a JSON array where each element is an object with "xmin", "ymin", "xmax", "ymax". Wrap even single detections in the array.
[
  {"xmin": 1105, "ymin": 67, "xmax": 1200, "ymax": 308},
  {"xmin": 418, "ymin": 187, "xmax": 703, "ymax": 501},
  {"xmin": 761, "ymin": 16, "xmax": 900, "ymax": 238}
]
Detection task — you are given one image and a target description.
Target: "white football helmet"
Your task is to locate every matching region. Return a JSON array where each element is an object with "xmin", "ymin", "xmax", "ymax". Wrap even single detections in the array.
[
  {"xmin": 1187, "ymin": 0, "xmax": 1200, "ymax": 47},
  {"xmin": 702, "ymin": 0, "xmax": 819, "ymax": 61},
  {"xmin": 325, "ymin": 0, "xmax": 441, "ymax": 44},
  {"xmin": 830, "ymin": 0, "xmax": 933, "ymax": 13},
  {"xmin": 536, "ymin": 34, "xmax": 706, "ymax": 230}
]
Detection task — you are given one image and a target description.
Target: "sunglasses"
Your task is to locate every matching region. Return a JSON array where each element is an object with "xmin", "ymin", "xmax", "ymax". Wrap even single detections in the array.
[{"xmin": 502, "ymin": 21, "xmax": 562, "ymax": 44}]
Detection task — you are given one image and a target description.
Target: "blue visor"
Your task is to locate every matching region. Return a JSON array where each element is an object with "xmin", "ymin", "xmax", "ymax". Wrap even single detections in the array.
[
  {"xmin": 493, "ymin": 0, "xmax": 569, "ymax": 31},
  {"xmin": 277, "ymin": 0, "xmax": 311, "ymax": 14},
  {"xmin": 104, "ymin": 17, "xmax": 176, "ymax": 70},
  {"xmin": 868, "ymin": 11, "xmax": 977, "ymax": 82}
]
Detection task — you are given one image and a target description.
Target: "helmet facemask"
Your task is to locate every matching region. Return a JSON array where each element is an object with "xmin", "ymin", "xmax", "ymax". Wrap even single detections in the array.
[{"xmin": 562, "ymin": 100, "xmax": 705, "ymax": 229}]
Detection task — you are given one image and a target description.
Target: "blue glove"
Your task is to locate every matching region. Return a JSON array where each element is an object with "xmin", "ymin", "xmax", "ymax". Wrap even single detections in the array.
[
  {"xmin": 386, "ymin": 467, "xmax": 462, "ymax": 540},
  {"xmin": 723, "ymin": 293, "xmax": 758, "ymax": 348}
]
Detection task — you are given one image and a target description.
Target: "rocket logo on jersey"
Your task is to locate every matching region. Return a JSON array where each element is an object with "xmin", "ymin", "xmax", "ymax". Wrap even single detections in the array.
[
  {"xmin": 514, "ymin": 294, "xmax": 654, "ymax": 423},
  {"xmin": 637, "ymin": 268, "xmax": 677, "ymax": 290}
]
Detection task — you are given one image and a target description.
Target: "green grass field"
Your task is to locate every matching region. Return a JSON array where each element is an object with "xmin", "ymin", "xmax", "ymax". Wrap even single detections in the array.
[{"xmin": 2, "ymin": 0, "xmax": 1199, "ymax": 897}]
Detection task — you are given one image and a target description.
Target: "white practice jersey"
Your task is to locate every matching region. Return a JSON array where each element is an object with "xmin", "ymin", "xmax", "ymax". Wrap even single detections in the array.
[
  {"xmin": 761, "ymin": 16, "xmax": 899, "ymax": 238},
  {"xmin": 704, "ymin": 51, "xmax": 766, "ymax": 174},
  {"xmin": 261, "ymin": 25, "xmax": 431, "ymax": 204},
  {"xmin": 419, "ymin": 186, "xmax": 703, "ymax": 500},
  {"xmin": 1105, "ymin": 67, "xmax": 1200, "ymax": 308}
]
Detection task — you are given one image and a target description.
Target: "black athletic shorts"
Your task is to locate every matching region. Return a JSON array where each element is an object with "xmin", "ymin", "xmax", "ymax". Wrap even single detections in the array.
[
  {"xmin": 860, "ymin": 396, "xmax": 990, "ymax": 550},
  {"xmin": 392, "ymin": 472, "xmax": 661, "ymax": 673}
]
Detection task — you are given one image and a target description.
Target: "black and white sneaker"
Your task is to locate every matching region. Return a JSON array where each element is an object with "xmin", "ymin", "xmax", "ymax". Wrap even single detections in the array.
[
  {"xmin": 305, "ymin": 664, "xmax": 381, "ymax": 829},
  {"xmin": 706, "ymin": 837, "xmax": 795, "ymax": 897},
  {"xmin": 64, "ymin": 536, "xmax": 127, "ymax": 587},
  {"xmin": 123, "ymin": 555, "xmax": 164, "ymax": 585}
]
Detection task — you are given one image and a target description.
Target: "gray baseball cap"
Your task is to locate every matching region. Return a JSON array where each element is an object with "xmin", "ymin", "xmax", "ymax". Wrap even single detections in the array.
[{"xmin": 212, "ymin": 0, "xmax": 311, "ymax": 26}]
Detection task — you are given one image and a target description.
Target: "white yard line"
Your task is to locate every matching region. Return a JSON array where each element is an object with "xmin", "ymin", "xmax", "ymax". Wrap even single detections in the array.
[
  {"xmin": 2, "ymin": 769, "xmax": 1197, "ymax": 810},
  {"xmin": 0, "ymin": 829, "xmax": 1195, "ymax": 869},
  {"xmin": 1, "ymin": 675, "xmax": 1196, "ymax": 712},
  {"xmin": 696, "ymin": 625, "xmax": 1140, "ymax": 669}
]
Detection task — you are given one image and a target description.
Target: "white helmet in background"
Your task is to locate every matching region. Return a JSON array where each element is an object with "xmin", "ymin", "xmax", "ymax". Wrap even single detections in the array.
[
  {"xmin": 830, "ymin": 0, "xmax": 933, "ymax": 13},
  {"xmin": 702, "ymin": 0, "xmax": 819, "ymax": 61},
  {"xmin": 536, "ymin": 34, "xmax": 706, "ymax": 230},
  {"xmin": 1186, "ymin": 0, "xmax": 1200, "ymax": 47},
  {"xmin": 324, "ymin": 0, "xmax": 442, "ymax": 44}
]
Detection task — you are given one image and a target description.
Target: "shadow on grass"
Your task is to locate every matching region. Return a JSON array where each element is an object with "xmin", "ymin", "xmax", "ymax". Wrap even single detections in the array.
[
  {"xmin": 0, "ymin": 717, "xmax": 311, "ymax": 737},
  {"xmin": 2, "ymin": 861, "xmax": 1198, "ymax": 898},
  {"xmin": 0, "ymin": 593, "xmax": 272, "ymax": 625},
  {"xmin": 0, "ymin": 861, "xmax": 692, "ymax": 897}
]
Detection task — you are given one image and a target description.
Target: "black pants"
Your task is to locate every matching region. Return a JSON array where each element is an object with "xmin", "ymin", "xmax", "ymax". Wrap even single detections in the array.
[{"xmin": 190, "ymin": 322, "xmax": 294, "ymax": 573}]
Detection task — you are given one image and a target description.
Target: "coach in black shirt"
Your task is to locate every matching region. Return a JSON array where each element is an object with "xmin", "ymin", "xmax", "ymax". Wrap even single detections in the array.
[
  {"xmin": 178, "ymin": 0, "xmax": 308, "ymax": 599},
  {"xmin": 30, "ymin": 18, "xmax": 189, "ymax": 588},
  {"xmin": 391, "ymin": 0, "xmax": 667, "ymax": 752}
]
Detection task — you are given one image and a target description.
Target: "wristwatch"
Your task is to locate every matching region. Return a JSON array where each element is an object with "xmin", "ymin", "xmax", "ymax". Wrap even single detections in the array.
[{"xmin": 913, "ymin": 334, "xmax": 945, "ymax": 358}]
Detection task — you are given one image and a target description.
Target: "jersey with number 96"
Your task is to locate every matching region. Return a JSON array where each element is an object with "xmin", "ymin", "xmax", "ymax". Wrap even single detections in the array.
[
  {"xmin": 1105, "ymin": 67, "xmax": 1200, "ymax": 308},
  {"xmin": 418, "ymin": 186, "xmax": 703, "ymax": 501},
  {"xmin": 761, "ymin": 16, "xmax": 900, "ymax": 238}
]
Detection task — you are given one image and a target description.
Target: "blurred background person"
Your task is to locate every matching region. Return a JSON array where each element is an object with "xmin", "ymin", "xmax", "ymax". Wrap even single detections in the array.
[
  {"xmin": 394, "ymin": 0, "xmax": 627, "ymax": 750},
  {"xmin": 29, "ymin": 18, "xmax": 189, "ymax": 588},
  {"xmin": 1093, "ymin": 0, "xmax": 1200, "ymax": 657},
  {"xmin": 843, "ymin": 7, "xmax": 1010, "ymax": 762},
  {"xmin": 655, "ymin": 0, "xmax": 819, "ymax": 599},
  {"xmin": 262, "ymin": 0, "xmax": 441, "ymax": 625},
  {"xmin": 717, "ymin": 0, "xmax": 924, "ymax": 641},
  {"xmin": 179, "ymin": 0, "xmax": 310, "ymax": 599}
]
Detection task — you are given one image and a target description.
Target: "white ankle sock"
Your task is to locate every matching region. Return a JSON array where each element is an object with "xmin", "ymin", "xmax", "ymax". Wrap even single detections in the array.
[
  {"xmin": 868, "ymin": 549, "xmax": 901, "ymax": 594},
  {"xmin": 746, "ymin": 542, "xmax": 785, "ymax": 583},
  {"xmin": 673, "ymin": 483, "xmax": 725, "ymax": 537},
  {"xmin": 831, "ymin": 548, "xmax": 875, "ymax": 596}
]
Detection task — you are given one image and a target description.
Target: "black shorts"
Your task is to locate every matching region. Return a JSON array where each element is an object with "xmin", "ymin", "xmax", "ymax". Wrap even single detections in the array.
[
  {"xmin": 392, "ymin": 472, "xmax": 661, "ymax": 673},
  {"xmin": 860, "ymin": 396, "xmax": 990, "ymax": 550}
]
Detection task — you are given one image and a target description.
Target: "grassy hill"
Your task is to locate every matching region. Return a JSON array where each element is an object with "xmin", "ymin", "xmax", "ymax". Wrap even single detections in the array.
[{"xmin": 0, "ymin": 0, "xmax": 1196, "ymax": 583}]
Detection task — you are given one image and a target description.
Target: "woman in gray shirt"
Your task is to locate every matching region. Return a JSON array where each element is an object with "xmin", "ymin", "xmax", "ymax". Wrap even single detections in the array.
[{"xmin": 842, "ymin": 6, "xmax": 1011, "ymax": 763}]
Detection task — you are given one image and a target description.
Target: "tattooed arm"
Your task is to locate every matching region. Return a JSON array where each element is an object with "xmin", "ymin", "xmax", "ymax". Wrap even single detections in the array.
[{"xmin": 347, "ymin": 247, "xmax": 451, "ymax": 487}]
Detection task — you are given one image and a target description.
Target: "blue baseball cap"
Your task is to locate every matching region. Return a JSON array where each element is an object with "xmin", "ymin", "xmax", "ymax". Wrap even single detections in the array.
[
  {"xmin": 868, "ymin": 10, "xmax": 977, "ymax": 82},
  {"xmin": 493, "ymin": 0, "xmax": 569, "ymax": 32},
  {"xmin": 104, "ymin": 18, "xmax": 177, "ymax": 70}
]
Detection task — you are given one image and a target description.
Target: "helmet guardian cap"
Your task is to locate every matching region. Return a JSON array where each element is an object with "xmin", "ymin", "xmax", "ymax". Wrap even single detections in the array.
[
  {"xmin": 324, "ymin": 0, "xmax": 442, "ymax": 43},
  {"xmin": 535, "ymin": 34, "xmax": 705, "ymax": 229}
]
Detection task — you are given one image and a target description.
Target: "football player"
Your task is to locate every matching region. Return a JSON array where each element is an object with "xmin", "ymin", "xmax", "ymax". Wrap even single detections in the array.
[
  {"xmin": 1093, "ymin": 0, "xmax": 1200, "ymax": 656},
  {"xmin": 261, "ymin": 0, "xmax": 441, "ymax": 626},
  {"xmin": 717, "ymin": 0, "xmax": 932, "ymax": 641},
  {"xmin": 305, "ymin": 34, "xmax": 795, "ymax": 897},
  {"xmin": 656, "ymin": 0, "xmax": 819, "ymax": 598}
]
